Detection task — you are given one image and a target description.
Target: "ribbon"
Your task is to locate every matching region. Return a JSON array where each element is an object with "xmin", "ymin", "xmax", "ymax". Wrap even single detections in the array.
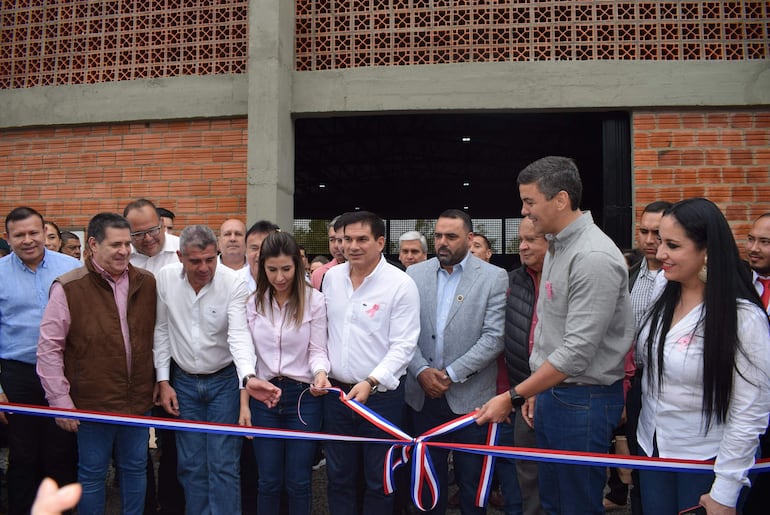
[
  {"xmin": 320, "ymin": 388, "xmax": 496, "ymax": 511},
  {"xmin": 2, "ymin": 398, "xmax": 769, "ymax": 510}
]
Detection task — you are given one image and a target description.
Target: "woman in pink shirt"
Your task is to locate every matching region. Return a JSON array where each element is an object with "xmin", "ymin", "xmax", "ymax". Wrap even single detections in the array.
[{"xmin": 239, "ymin": 231, "xmax": 331, "ymax": 515}]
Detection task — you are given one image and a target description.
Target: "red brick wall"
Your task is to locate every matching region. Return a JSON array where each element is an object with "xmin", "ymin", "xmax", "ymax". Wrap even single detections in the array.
[
  {"xmin": 2, "ymin": 110, "xmax": 768, "ymax": 246},
  {"xmin": 0, "ymin": 118, "xmax": 247, "ymax": 232},
  {"xmin": 633, "ymin": 109, "xmax": 770, "ymax": 246}
]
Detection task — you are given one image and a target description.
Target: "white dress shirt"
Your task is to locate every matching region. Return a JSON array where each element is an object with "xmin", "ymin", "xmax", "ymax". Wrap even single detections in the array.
[
  {"xmin": 751, "ymin": 270, "xmax": 770, "ymax": 315},
  {"xmin": 239, "ymin": 265, "xmax": 256, "ymax": 293},
  {"xmin": 322, "ymin": 255, "xmax": 420, "ymax": 390},
  {"xmin": 637, "ymin": 297, "xmax": 770, "ymax": 507},
  {"xmin": 153, "ymin": 262, "xmax": 257, "ymax": 385},
  {"xmin": 130, "ymin": 233, "xmax": 180, "ymax": 276}
]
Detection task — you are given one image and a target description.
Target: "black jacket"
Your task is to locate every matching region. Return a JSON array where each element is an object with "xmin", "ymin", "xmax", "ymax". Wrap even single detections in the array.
[{"xmin": 503, "ymin": 266, "xmax": 536, "ymax": 387}]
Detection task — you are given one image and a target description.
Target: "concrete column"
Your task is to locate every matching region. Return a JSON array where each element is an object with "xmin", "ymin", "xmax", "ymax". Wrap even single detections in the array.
[{"xmin": 247, "ymin": 0, "xmax": 295, "ymax": 230}]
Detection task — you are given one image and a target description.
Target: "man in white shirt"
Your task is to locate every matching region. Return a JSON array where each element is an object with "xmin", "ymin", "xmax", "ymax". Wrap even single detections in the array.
[
  {"xmin": 123, "ymin": 199, "xmax": 180, "ymax": 275},
  {"xmin": 218, "ymin": 219, "xmax": 247, "ymax": 271},
  {"xmin": 321, "ymin": 211, "xmax": 420, "ymax": 515},
  {"xmin": 154, "ymin": 224, "xmax": 280, "ymax": 515},
  {"xmin": 240, "ymin": 220, "xmax": 280, "ymax": 293},
  {"xmin": 123, "ymin": 198, "xmax": 183, "ymax": 513}
]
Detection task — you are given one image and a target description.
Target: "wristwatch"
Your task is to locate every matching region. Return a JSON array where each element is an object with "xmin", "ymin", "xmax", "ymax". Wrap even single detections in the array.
[
  {"xmin": 365, "ymin": 377, "xmax": 379, "ymax": 395},
  {"xmin": 242, "ymin": 374, "xmax": 257, "ymax": 388},
  {"xmin": 509, "ymin": 388, "xmax": 526, "ymax": 409}
]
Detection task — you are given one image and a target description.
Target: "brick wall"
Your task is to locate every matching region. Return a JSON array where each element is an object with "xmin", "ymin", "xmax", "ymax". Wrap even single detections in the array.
[
  {"xmin": 0, "ymin": 118, "xmax": 247, "ymax": 232},
  {"xmin": 633, "ymin": 109, "xmax": 770, "ymax": 244},
  {"xmin": 2, "ymin": 110, "xmax": 768, "ymax": 245}
]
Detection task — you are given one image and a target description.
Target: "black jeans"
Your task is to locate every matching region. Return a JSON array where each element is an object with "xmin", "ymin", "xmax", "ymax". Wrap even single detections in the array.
[{"xmin": 0, "ymin": 359, "xmax": 77, "ymax": 515}]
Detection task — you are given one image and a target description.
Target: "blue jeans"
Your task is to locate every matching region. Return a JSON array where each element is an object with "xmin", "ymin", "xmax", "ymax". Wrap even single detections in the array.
[
  {"xmin": 250, "ymin": 378, "xmax": 321, "ymax": 515},
  {"xmin": 172, "ymin": 363, "xmax": 242, "ymax": 515},
  {"xmin": 76, "ymin": 419, "xmax": 149, "ymax": 515},
  {"xmin": 495, "ymin": 419, "xmax": 523, "ymax": 515},
  {"xmin": 323, "ymin": 380, "xmax": 405, "ymax": 515},
  {"xmin": 638, "ymin": 438, "xmax": 751, "ymax": 513},
  {"xmin": 409, "ymin": 397, "xmax": 489, "ymax": 515},
  {"xmin": 535, "ymin": 381, "xmax": 624, "ymax": 515}
]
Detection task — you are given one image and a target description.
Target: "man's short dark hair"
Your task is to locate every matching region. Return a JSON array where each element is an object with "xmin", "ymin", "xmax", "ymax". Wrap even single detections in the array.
[
  {"xmin": 245, "ymin": 220, "xmax": 280, "ymax": 240},
  {"xmin": 60, "ymin": 231, "xmax": 80, "ymax": 244},
  {"xmin": 474, "ymin": 233, "xmax": 491, "ymax": 249},
  {"xmin": 88, "ymin": 213, "xmax": 131, "ymax": 243},
  {"xmin": 643, "ymin": 201, "xmax": 673, "ymax": 215},
  {"xmin": 517, "ymin": 156, "xmax": 583, "ymax": 211},
  {"xmin": 157, "ymin": 207, "xmax": 175, "ymax": 220},
  {"xmin": 5, "ymin": 206, "xmax": 45, "ymax": 233},
  {"xmin": 340, "ymin": 211, "xmax": 385, "ymax": 240},
  {"xmin": 438, "ymin": 209, "xmax": 473, "ymax": 233}
]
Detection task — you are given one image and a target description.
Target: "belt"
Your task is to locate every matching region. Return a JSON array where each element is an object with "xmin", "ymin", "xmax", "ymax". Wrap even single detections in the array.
[
  {"xmin": 269, "ymin": 376, "xmax": 310, "ymax": 387},
  {"xmin": 555, "ymin": 382, "xmax": 591, "ymax": 388},
  {"xmin": 329, "ymin": 378, "xmax": 358, "ymax": 391},
  {"xmin": 172, "ymin": 361, "xmax": 234, "ymax": 379}
]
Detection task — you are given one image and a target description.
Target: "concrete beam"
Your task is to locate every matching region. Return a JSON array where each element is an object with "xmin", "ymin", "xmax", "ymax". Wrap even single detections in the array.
[
  {"xmin": 0, "ymin": 74, "xmax": 248, "ymax": 129},
  {"xmin": 291, "ymin": 61, "xmax": 770, "ymax": 115}
]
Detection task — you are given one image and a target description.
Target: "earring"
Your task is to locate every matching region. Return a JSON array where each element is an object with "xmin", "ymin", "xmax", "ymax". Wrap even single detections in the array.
[{"xmin": 698, "ymin": 256, "xmax": 708, "ymax": 283}]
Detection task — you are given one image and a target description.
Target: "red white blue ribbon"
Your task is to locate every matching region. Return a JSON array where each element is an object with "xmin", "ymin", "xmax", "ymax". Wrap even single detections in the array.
[{"xmin": 2, "ymin": 398, "xmax": 769, "ymax": 511}]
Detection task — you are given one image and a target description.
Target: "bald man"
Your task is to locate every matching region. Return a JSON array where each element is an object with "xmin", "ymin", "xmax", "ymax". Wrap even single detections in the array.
[{"xmin": 218, "ymin": 219, "xmax": 247, "ymax": 271}]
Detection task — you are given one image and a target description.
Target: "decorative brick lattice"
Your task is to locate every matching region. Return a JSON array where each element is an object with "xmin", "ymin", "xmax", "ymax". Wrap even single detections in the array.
[
  {"xmin": 1, "ymin": 0, "xmax": 248, "ymax": 89},
  {"xmin": 295, "ymin": 0, "xmax": 770, "ymax": 71}
]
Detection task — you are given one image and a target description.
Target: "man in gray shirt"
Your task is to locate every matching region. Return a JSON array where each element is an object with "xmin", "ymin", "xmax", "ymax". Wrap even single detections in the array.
[{"xmin": 477, "ymin": 156, "xmax": 633, "ymax": 514}]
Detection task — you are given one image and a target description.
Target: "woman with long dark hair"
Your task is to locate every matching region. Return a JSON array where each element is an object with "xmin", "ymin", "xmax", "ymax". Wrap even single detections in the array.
[
  {"xmin": 239, "ymin": 231, "xmax": 331, "ymax": 515},
  {"xmin": 637, "ymin": 198, "xmax": 770, "ymax": 514}
]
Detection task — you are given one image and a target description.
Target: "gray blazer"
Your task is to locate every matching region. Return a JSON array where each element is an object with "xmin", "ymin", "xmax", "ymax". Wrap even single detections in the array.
[{"xmin": 405, "ymin": 254, "xmax": 508, "ymax": 414}]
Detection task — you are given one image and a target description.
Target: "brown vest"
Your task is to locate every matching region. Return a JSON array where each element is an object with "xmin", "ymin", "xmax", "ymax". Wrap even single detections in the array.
[{"xmin": 56, "ymin": 260, "xmax": 156, "ymax": 415}]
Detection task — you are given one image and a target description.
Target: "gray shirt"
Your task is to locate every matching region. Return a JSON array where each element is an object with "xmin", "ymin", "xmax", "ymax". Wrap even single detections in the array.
[{"xmin": 530, "ymin": 211, "xmax": 634, "ymax": 385}]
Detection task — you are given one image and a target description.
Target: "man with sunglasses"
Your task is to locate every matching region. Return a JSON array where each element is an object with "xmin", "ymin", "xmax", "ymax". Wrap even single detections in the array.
[{"xmin": 123, "ymin": 199, "xmax": 180, "ymax": 275}]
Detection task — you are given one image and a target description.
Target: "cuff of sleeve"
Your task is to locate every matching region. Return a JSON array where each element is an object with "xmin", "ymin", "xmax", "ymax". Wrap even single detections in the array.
[
  {"xmin": 156, "ymin": 367, "xmax": 170, "ymax": 383},
  {"xmin": 710, "ymin": 477, "xmax": 743, "ymax": 508},
  {"xmin": 445, "ymin": 366, "xmax": 460, "ymax": 383},
  {"xmin": 370, "ymin": 367, "xmax": 398, "ymax": 391},
  {"xmin": 49, "ymin": 395, "xmax": 76, "ymax": 410}
]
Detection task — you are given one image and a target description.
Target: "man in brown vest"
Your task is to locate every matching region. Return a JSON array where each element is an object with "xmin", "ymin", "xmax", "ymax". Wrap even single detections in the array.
[{"xmin": 37, "ymin": 212, "xmax": 157, "ymax": 515}]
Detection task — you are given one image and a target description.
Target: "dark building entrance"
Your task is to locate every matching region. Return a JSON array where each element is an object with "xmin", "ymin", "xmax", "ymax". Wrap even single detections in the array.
[{"xmin": 294, "ymin": 112, "xmax": 632, "ymax": 270}]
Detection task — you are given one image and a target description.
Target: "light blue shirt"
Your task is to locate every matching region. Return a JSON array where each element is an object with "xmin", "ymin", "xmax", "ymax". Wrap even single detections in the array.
[
  {"xmin": 434, "ymin": 252, "xmax": 470, "ymax": 379},
  {"xmin": 0, "ymin": 249, "xmax": 81, "ymax": 365}
]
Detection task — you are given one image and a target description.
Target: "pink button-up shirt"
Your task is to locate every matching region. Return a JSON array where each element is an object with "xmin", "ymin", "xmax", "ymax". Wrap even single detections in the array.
[{"xmin": 247, "ymin": 288, "xmax": 330, "ymax": 384}]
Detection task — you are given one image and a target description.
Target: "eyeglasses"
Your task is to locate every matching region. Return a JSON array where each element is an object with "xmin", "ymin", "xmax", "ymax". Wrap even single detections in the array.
[{"xmin": 130, "ymin": 225, "xmax": 161, "ymax": 240}]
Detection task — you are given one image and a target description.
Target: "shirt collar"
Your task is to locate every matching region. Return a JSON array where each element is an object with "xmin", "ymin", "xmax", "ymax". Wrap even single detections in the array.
[
  {"xmin": 90, "ymin": 258, "xmax": 128, "ymax": 283},
  {"xmin": 438, "ymin": 250, "xmax": 471, "ymax": 274},
  {"xmin": 11, "ymin": 247, "xmax": 50, "ymax": 272},
  {"xmin": 546, "ymin": 211, "xmax": 593, "ymax": 254}
]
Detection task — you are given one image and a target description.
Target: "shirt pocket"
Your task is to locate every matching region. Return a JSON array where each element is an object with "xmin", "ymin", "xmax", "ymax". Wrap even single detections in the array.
[
  {"xmin": 203, "ymin": 305, "xmax": 226, "ymax": 334},
  {"xmin": 353, "ymin": 300, "xmax": 388, "ymax": 336}
]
